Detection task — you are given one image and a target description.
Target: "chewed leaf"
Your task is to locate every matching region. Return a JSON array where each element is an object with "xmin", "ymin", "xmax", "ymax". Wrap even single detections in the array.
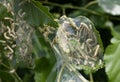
[{"xmin": 54, "ymin": 16, "xmax": 104, "ymax": 72}]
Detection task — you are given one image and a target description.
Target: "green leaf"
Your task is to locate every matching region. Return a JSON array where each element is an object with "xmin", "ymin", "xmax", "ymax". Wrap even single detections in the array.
[
  {"xmin": 34, "ymin": 57, "xmax": 56, "ymax": 82},
  {"xmin": 0, "ymin": 3, "xmax": 7, "ymax": 20},
  {"xmin": 104, "ymin": 42, "xmax": 120, "ymax": 82},
  {"xmin": 97, "ymin": 0, "xmax": 120, "ymax": 15},
  {"xmin": 0, "ymin": 71, "xmax": 15, "ymax": 82},
  {"xmin": 0, "ymin": 3, "xmax": 11, "ymax": 20},
  {"xmin": 34, "ymin": 57, "xmax": 50, "ymax": 82},
  {"xmin": 33, "ymin": 30, "xmax": 57, "ymax": 82},
  {"xmin": 104, "ymin": 28, "xmax": 120, "ymax": 82},
  {"xmin": 14, "ymin": 0, "xmax": 58, "ymax": 27},
  {"xmin": 110, "ymin": 26, "xmax": 120, "ymax": 40},
  {"xmin": 90, "ymin": 15, "xmax": 107, "ymax": 29}
]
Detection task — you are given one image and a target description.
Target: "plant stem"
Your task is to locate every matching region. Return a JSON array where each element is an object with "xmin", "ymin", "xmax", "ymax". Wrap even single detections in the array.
[
  {"xmin": 13, "ymin": 72, "xmax": 23, "ymax": 82},
  {"xmin": 66, "ymin": 64, "xmax": 89, "ymax": 82},
  {"xmin": 62, "ymin": 8, "xmax": 66, "ymax": 15},
  {"xmin": 40, "ymin": 1, "xmax": 120, "ymax": 21},
  {"xmin": 0, "ymin": 62, "xmax": 23, "ymax": 82},
  {"xmin": 90, "ymin": 73, "xmax": 94, "ymax": 82},
  {"xmin": 0, "ymin": 62, "xmax": 10, "ymax": 69},
  {"xmin": 41, "ymin": 1, "xmax": 101, "ymax": 16},
  {"xmin": 57, "ymin": 63, "xmax": 65, "ymax": 82},
  {"xmin": 84, "ymin": 0, "xmax": 97, "ymax": 8}
]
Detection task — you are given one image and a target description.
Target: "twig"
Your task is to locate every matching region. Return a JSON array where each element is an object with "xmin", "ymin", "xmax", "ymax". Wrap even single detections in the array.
[
  {"xmin": 41, "ymin": 1, "xmax": 101, "ymax": 16},
  {"xmin": 84, "ymin": 0, "xmax": 97, "ymax": 8},
  {"xmin": 40, "ymin": 1, "xmax": 120, "ymax": 21}
]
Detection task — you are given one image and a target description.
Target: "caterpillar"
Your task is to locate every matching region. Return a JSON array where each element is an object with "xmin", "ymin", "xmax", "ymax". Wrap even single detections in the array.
[{"xmin": 55, "ymin": 16, "xmax": 104, "ymax": 72}]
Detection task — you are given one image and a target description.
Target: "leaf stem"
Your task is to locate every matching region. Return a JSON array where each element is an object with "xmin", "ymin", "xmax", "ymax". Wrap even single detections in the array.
[{"xmin": 90, "ymin": 73, "xmax": 94, "ymax": 82}]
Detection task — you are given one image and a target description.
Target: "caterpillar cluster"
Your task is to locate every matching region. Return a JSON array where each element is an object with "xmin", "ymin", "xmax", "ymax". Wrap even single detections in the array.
[
  {"xmin": 15, "ymin": 9, "xmax": 34, "ymax": 68},
  {"xmin": 0, "ymin": 3, "xmax": 34, "ymax": 68},
  {"xmin": 0, "ymin": 0, "xmax": 16, "ymax": 60},
  {"xmin": 55, "ymin": 16, "xmax": 103, "ymax": 72},
  {"xmin": 0, "ymin": 18, "xmax": 17, "ymax": 60}
]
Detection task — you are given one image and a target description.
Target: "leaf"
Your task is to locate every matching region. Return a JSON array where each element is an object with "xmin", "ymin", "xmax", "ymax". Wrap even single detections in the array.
[
  {"xmin": 104, "ymin": 42, "xmax": 120, "ymax": 82},
  {"xmin": 33, "ymin": 30, "xmax": 57, "ymax": 82},
  {"xmin": 97, "ymin": 0, "xmax": 120, "ymax": 15},
  {"xmin": 110, "ymin": 26, "xmax": 120, "ymax": 40},
  {"xmin": 90, "ymin": 15, "xmax": 107, "ymax": 29},
  {"xmin": 0, "ymin": 3, "xmax": 12, "ymax": 20},
  {"xmin": 14, "ymin": 0, "xmax": 58, "ymax": 27},
  {"xmin": 34, "ymin": 57, "xmax": 56, "ymax": 82},
  {"xmin": 104, "ymin": 27, "xmax": 120, "ymax": 82},
  {"xmin": 0, "ymin": 71, "xmax": 15, "ymax": 82},
  {"xmin": 34, "ymin": 57, "xmax": 50, "ymax": 82}
]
